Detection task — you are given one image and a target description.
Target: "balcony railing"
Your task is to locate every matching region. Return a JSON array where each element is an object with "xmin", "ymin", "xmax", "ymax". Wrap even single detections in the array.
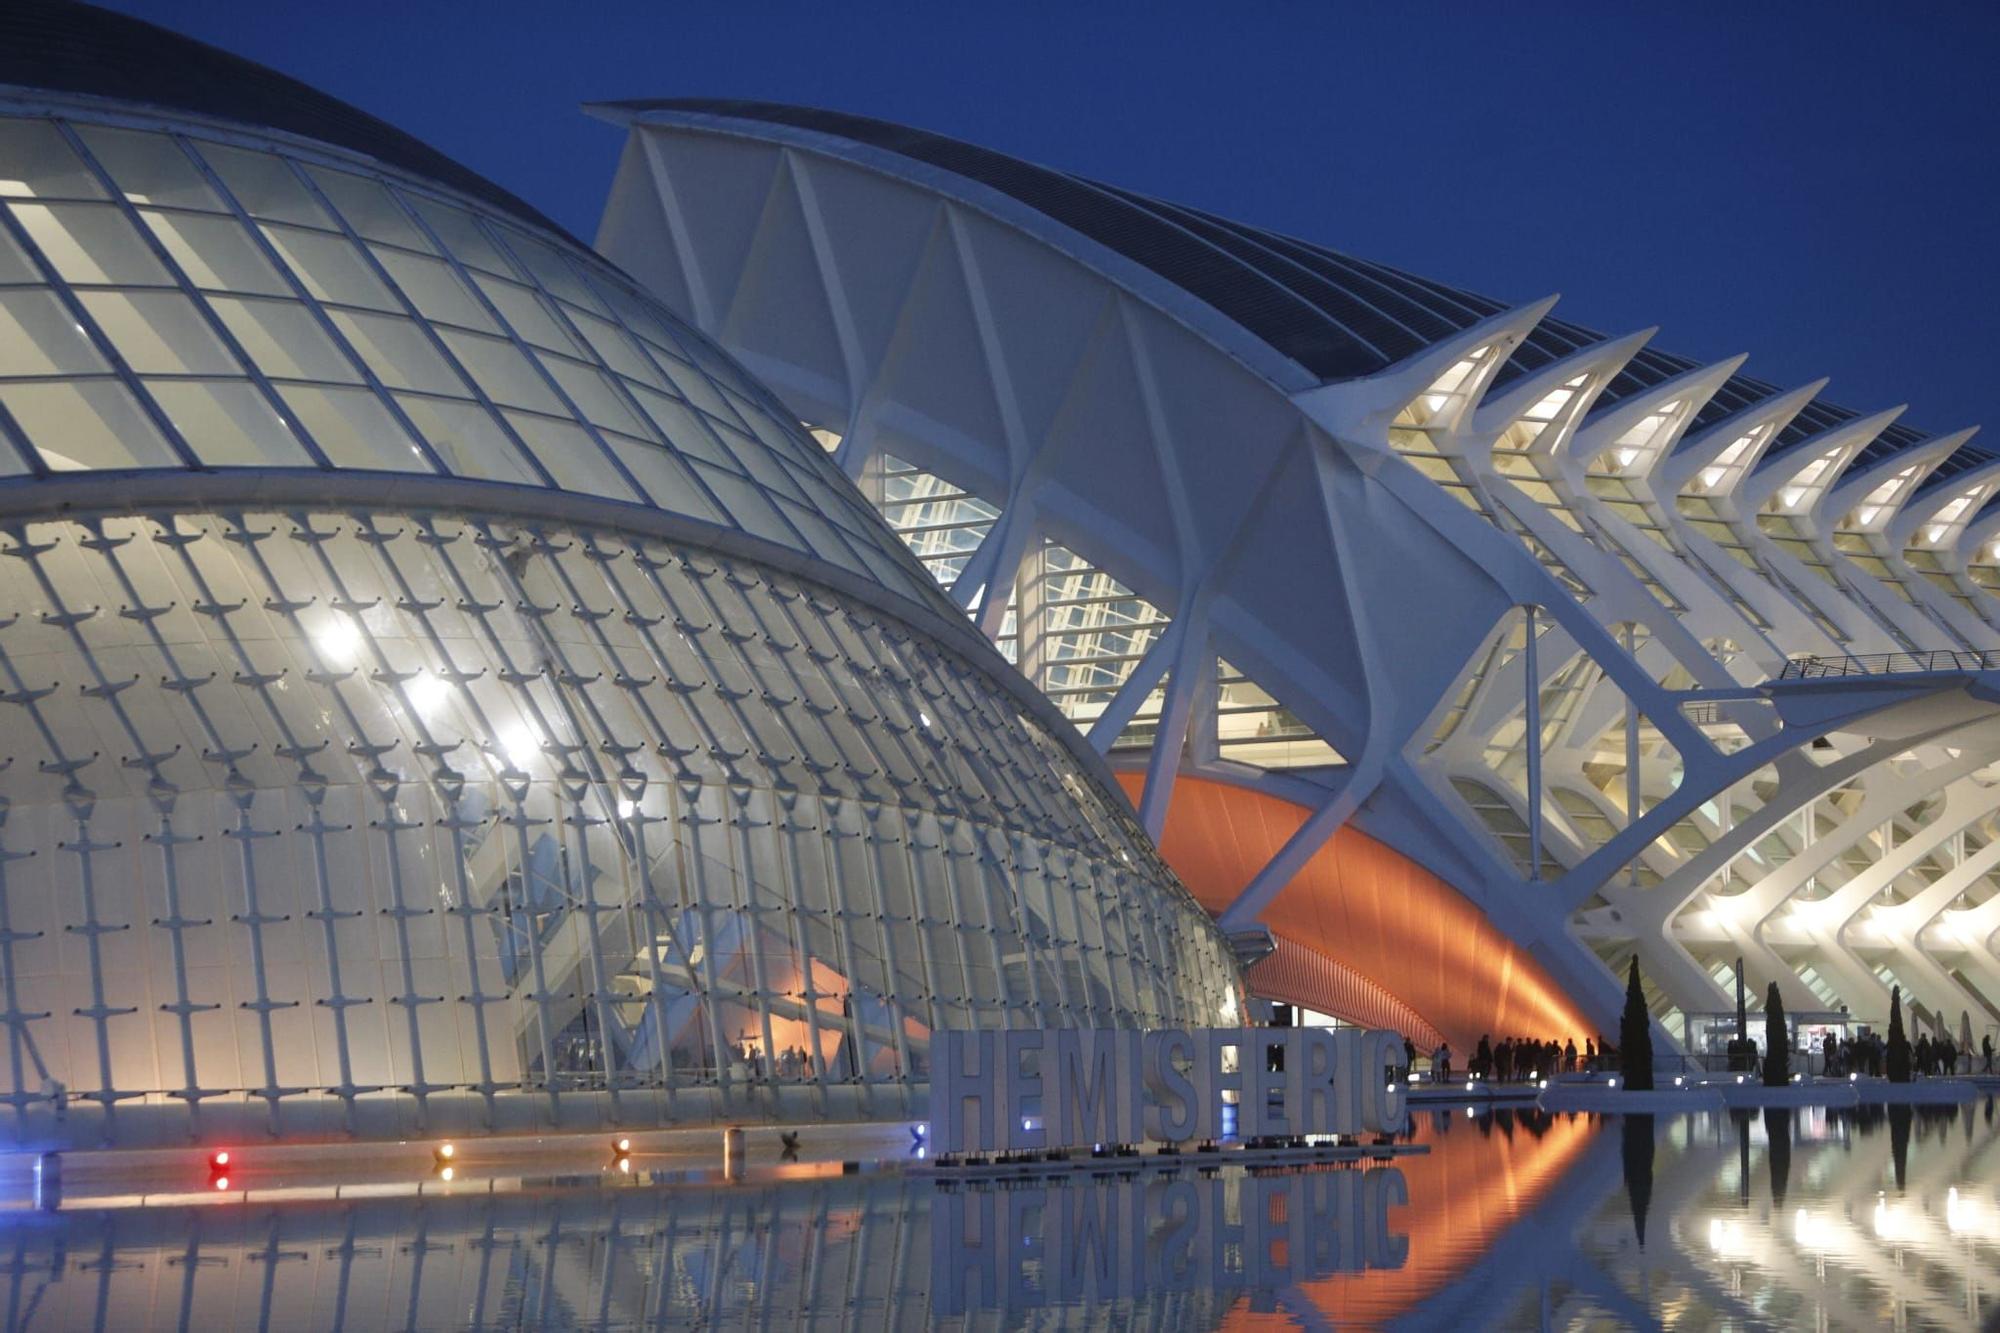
[{"xmin": 1777, "ymin": 650, "xmax": 2000, "ymax": 680}]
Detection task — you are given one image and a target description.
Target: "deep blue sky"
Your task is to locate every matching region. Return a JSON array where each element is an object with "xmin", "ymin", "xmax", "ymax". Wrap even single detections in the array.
[{"xmin": 105, "ymin": 1, "xmax": 2000, "ymax": 437}]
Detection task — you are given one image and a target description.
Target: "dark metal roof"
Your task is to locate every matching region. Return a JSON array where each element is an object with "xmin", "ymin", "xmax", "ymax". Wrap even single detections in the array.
[
  {"xmin": 0, "ymin": 0, "xmax": 573, "ymax": 242},
  {"xmin": 605, "ymin": 98, "xmax": 1979, "ymax": 485}
]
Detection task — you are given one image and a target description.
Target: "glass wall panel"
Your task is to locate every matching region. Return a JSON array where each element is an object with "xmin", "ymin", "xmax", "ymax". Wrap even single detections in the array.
[
  {"xmin": 74, "ymin": 126, "xmax": 220, "ymax": 210},
  {"xmin": 371, "ymin": 246, "xmax": 495, "ymax": 332},
  {"xmin": 9, "ymin": 201, "xmax": 168, "ymax": 284},
  {"xmin": 78, "ymin": 289, "xmax": 237, "ymax": 374},
  {"xmin": 327, "ymin": 308, "xmax": 465, "ymax": 393},
  {"xmin": 210, "ymin": 295, "xmax": 358, "ymax": 381},
  {"xmin": 261, "ymin": 223, "xmax": 396, "ymax": 309},
  {"xmin": 304, "ymin": 167, "xmax": 433, "ymax": 251},
  {"xmin": 0, "ymin": 288, "xmax": 107, "ymax": 375},
  {"xmin": 0, "ymin": 120, "xmax": 107, "ymax": 197},
  {"xmin": 199, "ymin": 143, "xmax": 333, "ymax": 227},
  {"xmin": 137, "ymin": 209, "xmax": 287, "ymax": 293},
  {"xmin": 0, "ymin": 379, "xmax": 176, "ymax": 468},
  {"xmin": 396, "ymin": 392, "xmax": 541, "ymax": 486},
  {"xmin": 146, "ymin": 378, "xmax": 309, "ymax": 466},
  {"xmin": 441, "ymin": 328, "xmax": 563, "ymax": 413},
  {"xmin": 278, "ymin": 383, "xmax": 432, "ymax": 472},
  {"xmin": 502, "ymin": 410, "xmax": 635, "ymax": 500}
]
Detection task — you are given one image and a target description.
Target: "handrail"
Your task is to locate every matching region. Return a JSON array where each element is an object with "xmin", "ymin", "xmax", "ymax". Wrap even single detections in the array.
[{"xmin": 1777, "ymin": 650, "xmax": 2000, "ymax": 681}]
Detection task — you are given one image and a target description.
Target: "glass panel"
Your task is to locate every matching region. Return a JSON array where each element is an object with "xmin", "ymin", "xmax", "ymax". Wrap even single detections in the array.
[
  {"xmin": 396, "ymin": 392, "xmax": 541, "ymax": 486},
  {"xmin": 145, "ymin": 379, "xmax": 310, "ymax": 466},
  {"xmin": 473, "ymin": 273, "xmax": 581, "ymax": 354},
  {"xmin": 304, "ymin": 168, "xmax": 432, "ymax": 251},
  {"xmin": 8, "ymin": 202, "xmax": 169, "ymax": 284},
  {"xmin": 197, "ymin": 143, "xmax": 332, "ymax": 227},
  {"xmin": 371, "ymin": 247, "xmax": 494, "ymax": 332},
  {"xmin": 74, "ymin": 127, "xmax": 220, "ymax": 210},
  {"xmin": 0, "ymin": 289, "xmax": 107, "ymax": 375},
  {"xmin": 0, "ymin": 121, "xmax": 106, "ymax": 198},
  {"xmin": 600, "ymin": 433, "xmax": 724, "ymax": 524},
  {"xmin": 327, "ymin": 309, "xmax": 465, "ymax": 393},
  {"xmin": 692, "ymin": 459, "xmax": 799, "ymax": 545},
  {"xmin": 407, "ymin": 197, "xmax": 512, "ymax": 274},
  {"xmin": 498, "ymin": 230, "xmax": 603, "ymax": 312},
  {"xmin": 541, "ymin": 355, "xmax": 647, "ymax": 437},
  {"xmin": 502, "ymin": 410, "xmax": 636, "ymax": 500},
  {"xmin": 0, "ymin": 380, "xmax": 177, "ymax": 469},
  {"xmin": 569, "ymin": 310, "xmax": 660, "ymax": 384},
  {"xmin": 138, "ymin": 209, "xmax": 286, "ymax": 294},
  {"xmin": 437, "ymin": 328, "xmax": 562, "ymax": 412},
  {"xmin": 627, "ymin": 383, "xmax": 732, "ymax": 468},
  {"xmin": 0, "ymin": 226, "xmax": 31, "ymax": 283},
  {"xmin": 78, "ymin": 289, "xmax": 238, "ymax": 374},
  {"xmin": 260, "ymin": 223, "xmax": 396, "ymax": 309},
  {"xmin": 277, "ymin": 384, "xmax": 432, "ymax": 472},
  {"xmin": 208, "ymin": 295, "xmax": 359, "ymax": 381}
]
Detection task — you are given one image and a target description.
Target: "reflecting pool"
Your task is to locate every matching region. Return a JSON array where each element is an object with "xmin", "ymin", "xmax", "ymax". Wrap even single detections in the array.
[{"xmin": 4, "ymin": 1100, "xmax": 1995, "ymax": 1329}]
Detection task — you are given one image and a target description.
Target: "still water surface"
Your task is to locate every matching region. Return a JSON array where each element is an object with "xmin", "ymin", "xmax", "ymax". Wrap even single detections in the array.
[{"xmin": 6, "ymin": 1100, "xmax": 1995, "ymax": 1329}]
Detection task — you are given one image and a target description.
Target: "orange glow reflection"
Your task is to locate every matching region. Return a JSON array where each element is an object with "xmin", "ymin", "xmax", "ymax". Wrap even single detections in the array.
[{"xmin": 1119, "ymin": 773, "xmax": 1592, "ymax": 1048}]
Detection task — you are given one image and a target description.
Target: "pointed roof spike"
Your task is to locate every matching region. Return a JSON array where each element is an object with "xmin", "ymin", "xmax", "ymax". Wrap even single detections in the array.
[
  {"xmin": 1471, "ymin": 326, "xmax": 1659, "ymax": 443},
  {"xmin": 1888, "ymin": 437, "xmax": 1998, "ymax": 550},
  {"xmin": 1569, "ymin": 354, "xmax": 1751, "ymax": 473},
  {"xmin": 1817, "ymin": 426, "xmax": 1979, "ymax": 532},
  {"xmin": 1292, "ymin": 295, "xmax": 1561, "ymax": 441},
  {"xmin": 1655, "ymin": 377, "xmax": 1830, "ymax": 496},
  {"xmin": 1737, "ymin": 404, "xmax": 1909, "ymax": 513}
]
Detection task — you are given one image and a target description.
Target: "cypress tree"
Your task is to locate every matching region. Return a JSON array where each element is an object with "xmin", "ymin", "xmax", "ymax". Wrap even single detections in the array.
[
  {"xmin": 1886, "ymin": 986, "xmax": 1912, "ymax": 1083},
  {"xmin": 1620, "ymin": 957, "xmax": 1654, "ymax": 1090},
  {"xmin": 1762, "ymin": 982, "xmax": 1790, "ymax": 1087}
]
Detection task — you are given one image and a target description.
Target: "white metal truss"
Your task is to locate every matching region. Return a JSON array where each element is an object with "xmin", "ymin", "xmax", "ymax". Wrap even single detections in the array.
[{"xmin": 597, "ymin": 106, "xmax": 2000, "ymax": 1050}]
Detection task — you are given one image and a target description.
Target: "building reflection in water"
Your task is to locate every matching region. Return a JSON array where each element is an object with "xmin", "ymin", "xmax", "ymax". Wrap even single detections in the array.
[{"xmin": 0, "ymin": 1100, "xmax": 1992, "ymax": 1329}]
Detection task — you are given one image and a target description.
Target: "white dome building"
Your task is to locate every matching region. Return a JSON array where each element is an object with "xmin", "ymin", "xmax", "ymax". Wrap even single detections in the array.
[{"xmin": 0, "ymin": 2, "xmax": 1238, "ymax": 1150}]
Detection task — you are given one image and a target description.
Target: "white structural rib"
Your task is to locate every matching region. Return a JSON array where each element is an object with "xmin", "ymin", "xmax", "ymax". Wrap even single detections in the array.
[
  {"xmin": 596, "ymin": 108, "xmax": 2000, "ymax": 1053},
  {"xmin": 1654, "ymin": 379, "xmax": 1827, "ymax": 498},
  {"xmin": 1734, "ymin": 404, "xmax": 1906, "ymax": 514}
]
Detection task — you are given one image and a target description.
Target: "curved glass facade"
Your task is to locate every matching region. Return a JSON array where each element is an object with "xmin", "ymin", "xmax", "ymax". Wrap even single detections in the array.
[
  {"xmin": 0, "ymin": 110, "xmax": 936, "ymax": 608},
  {"xmin": 0, "ymin": 506, "xmax": 1233, "ymax": 1146},
  {"xmin": 0, "ymin": 88, "xmax": 1239, "ymax": 1149}
]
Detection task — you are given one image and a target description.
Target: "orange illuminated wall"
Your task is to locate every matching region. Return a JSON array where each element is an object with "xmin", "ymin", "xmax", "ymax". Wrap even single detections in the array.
[{"xmin": 1118, "ymin": 773, "xmax": 1592, "ymax": 1049}]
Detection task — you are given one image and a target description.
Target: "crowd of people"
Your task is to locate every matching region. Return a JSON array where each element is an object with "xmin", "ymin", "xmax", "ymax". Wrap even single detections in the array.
[
  {"xmin": 1822, "ymin": 1030, "xmax": 1997, "ymax": 1077},
  {"xmin": 1399, "ymin": 1027, "xmax": 1998, "ymax": 1083},
  {"xmin": 1402, "ymin": 1034, "xmax": 1616, "ymax": 1083}
]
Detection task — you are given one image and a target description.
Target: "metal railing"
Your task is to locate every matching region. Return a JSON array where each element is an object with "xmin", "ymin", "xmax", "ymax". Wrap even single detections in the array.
[{"xmin": 1777, "ymin": 650, "xmax": 2000, "ymax": 680}]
